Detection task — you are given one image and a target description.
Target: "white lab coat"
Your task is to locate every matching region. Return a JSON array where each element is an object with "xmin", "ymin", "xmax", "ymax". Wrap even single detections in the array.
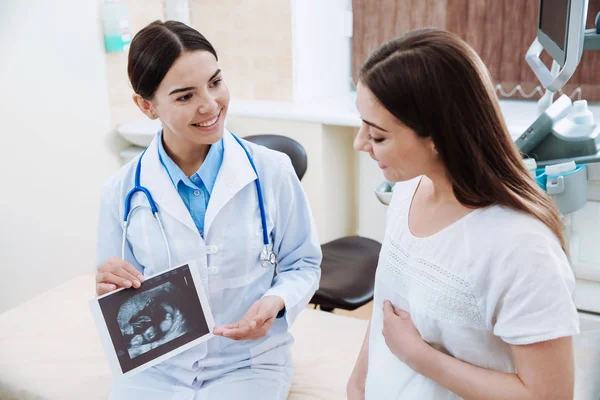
[{"xmin": 96, "ymin": 131, "xmax": 322, "ymax": 398}]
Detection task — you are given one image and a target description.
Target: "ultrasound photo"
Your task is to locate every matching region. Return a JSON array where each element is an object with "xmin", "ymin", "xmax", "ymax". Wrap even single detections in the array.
[
  {"xmin": 118, "ymin": 281, "xmax": 189, "ymax": 359},
  {"xmin": 90, "ymin": 262, "xmax": 214, "ymax": 377}
]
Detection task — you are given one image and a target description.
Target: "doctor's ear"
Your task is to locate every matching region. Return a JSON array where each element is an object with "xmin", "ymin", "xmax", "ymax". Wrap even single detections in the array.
[{"xmin": 132, "ymin": 94, "xmax": 158, "ymax": 120}]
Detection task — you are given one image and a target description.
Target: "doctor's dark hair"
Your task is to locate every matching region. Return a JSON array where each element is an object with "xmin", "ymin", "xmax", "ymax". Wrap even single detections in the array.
[
  {"xmin": 127, "ymin": 20, "xmax": 218, "ymax": 100},
  {"xmin": 360, "ymin": 28, "xmax": 566, "ymax": 252}
]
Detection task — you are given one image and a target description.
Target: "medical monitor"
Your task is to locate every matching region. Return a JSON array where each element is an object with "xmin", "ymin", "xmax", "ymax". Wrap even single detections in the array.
[
  {"xmin": 527, "ymin": 0, "xmax": 588, "ymax": 91},
  {"xmin": 538, "ymin": 0, "xmax": 570, "ymax": 65}
]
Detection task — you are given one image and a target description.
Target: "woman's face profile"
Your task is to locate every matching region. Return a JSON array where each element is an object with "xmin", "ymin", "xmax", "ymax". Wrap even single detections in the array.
[{"xmin": 354, "ymin": 82, "xmax": 439, "ymax": 182}]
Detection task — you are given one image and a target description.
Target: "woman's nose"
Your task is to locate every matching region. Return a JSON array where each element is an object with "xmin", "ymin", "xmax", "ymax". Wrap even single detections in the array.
[
  {"xmin": 198, "ymin": 95, "xmax": 218, "ymax": 115},
  {"xmin": 353, "ymin": 126, "xmax": 371, "ymax": 153}
]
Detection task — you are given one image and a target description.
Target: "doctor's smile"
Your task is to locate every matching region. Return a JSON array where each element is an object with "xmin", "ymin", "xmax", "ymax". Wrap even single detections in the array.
[{"xmin": 191, "ymin": 107, "xmax": 222, "ymax": 129}]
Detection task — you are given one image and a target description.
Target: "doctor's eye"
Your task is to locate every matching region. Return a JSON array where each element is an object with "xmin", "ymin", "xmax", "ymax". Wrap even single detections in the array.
[
  {"xmin": 177, "ymin": 93, "xmax": 193, "ymax": 102},
  {"xmin": 210, "ymin": 78, "xmax": 223, "ymax": 88},
  {"xmin": 369, "ymin": 135, "xmax": 385, "ymax": 143}
]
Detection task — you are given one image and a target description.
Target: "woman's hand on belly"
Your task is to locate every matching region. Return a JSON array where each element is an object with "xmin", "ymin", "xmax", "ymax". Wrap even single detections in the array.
[
  {"xmin": 213, "ymin": 295, "xmax": 285, "ymax": 340},
  {"xmin": 382, "ymin": 300, "xmax": 429, "ymax": 367}
]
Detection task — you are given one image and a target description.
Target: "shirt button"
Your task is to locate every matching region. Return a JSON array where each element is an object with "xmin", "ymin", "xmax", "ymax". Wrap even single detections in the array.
[
  {"xmin": 192, "ymin": 176, "xmax": 199, "ymax": 182},
  {"xmin": 193, "ymin": 190, "xmax": 200, "ymax": 196},
  {"xmin": 209, "ymin": 266, "xmax": 219, "ymax": 275}
]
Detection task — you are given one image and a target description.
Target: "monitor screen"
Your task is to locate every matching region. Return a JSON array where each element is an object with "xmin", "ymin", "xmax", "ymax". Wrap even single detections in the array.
[{"xmin": 539, "ymin": 0, "xmax": 570, "ymax": 50}]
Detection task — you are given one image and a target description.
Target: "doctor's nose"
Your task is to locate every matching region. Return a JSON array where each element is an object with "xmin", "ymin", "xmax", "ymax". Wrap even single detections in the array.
[
  {"xmin": 197, "ymin": 95, "xmax": 219, "ymax": 115},
  {"xmin": 353, "ymin": 125, "xmax": 372, "ymax": 153}
]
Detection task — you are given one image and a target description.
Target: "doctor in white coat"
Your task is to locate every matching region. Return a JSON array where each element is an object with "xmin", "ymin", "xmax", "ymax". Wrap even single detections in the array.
[{"xmin": 95, "ymin": 20, "xmax": 322, "ymax": 399}]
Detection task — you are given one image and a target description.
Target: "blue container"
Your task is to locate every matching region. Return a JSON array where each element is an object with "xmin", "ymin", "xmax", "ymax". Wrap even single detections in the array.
[
  {"xmin": 536, "ymin": 165, "xmax": 588, "ymax": 214},
  {"xmin": 535, "ymin": 165, "xmax": 587, "ymax": 189},
  {"xmin": 535, "ymin": 168, "xmax": 548, "ymax": 191},
  {"xmin": 103, "ymin": 1, "xmax": 131, "ymax": 53}
]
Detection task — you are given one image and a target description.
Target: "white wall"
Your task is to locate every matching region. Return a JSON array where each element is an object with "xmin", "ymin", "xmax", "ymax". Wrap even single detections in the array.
[
  {"xmin": 356, "ymin": 151, "xmax": 389, "ymax": 243},
  {"xmin": 0, "ymin": 0, "xmax": 120, "ymax": 312},
  {"xmin": 291, "ymin": 0, "xmax": 353, "ymax": 104}
]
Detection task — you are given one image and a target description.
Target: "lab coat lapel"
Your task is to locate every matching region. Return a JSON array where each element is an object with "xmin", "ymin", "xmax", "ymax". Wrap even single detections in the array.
[
  {"xmin": 141, "ymin": 136, "xmax": 198, "ymax": 233},
  {"xmin": 204, "ymin": 131, "xmax": 257, "ymax": 237}
]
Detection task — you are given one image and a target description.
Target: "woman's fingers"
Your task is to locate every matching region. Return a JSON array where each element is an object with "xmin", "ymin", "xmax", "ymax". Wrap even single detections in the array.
[
  {"xmin": 108, "ymin": 267, "xmax": 141, "ymax": 288},
  {"xmin": 96, "ymin": 282, "xmax": 117, "ymax": 296},
  {"xmin": 97, "ymin": 271, "xmax": 135, "ymax": 289},
  {"xmin": 115, "ymin": 269, "xmax": 142, "ymax": 288},
  {"xmin": 213, "ymin": 323, "xmax": 238, "ymax": 336},
  {"xmin": 98, "ymin": 258, "xmax": 143, "ymax": 287},
  {"xmin": 95, "ymin": 258, "xmax": 144, "ymax": 296},
  {"xmin": 214, "ymin": 321, "xmax": 264, "ymax": 340},
  {"xmin": 214, "ymin": 320, "xmax": 273, "ymax": 340},
  {"xmin": 218, "ymin": 323, "xmax": 240, "ymax": 330},
  {"xmin": 108, "ymin": 259, "xmax": 142, "ymax": 288},
  {"xmin": 121, "ymin": 262, "xmax": 144, "ymax": 283},
  {"xmin": 222, "ymin": 325, "xmax": 252, "ymax": 340}
]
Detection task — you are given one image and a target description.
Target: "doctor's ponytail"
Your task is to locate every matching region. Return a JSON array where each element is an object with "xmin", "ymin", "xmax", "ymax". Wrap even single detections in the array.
[{"xmin": 127, "ymin": 20, "xmax": 218, "ymax": 100}]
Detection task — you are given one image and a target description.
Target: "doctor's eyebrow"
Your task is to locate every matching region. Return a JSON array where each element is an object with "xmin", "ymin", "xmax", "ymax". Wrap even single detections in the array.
[
  {"xmin": 362, "ymin": 119, "xmax": 389, "ymax": 132},
  {"xmin": 168, "ymin": 69, "xmax": 222, "ymax": 96}
]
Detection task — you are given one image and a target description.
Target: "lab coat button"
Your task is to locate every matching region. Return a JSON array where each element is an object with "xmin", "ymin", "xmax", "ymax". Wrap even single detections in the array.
[
  {"xmin": 209, "ymin": 245, "xmax": 218, "ymax": 254},
  {"xmin": 209, "ymin": 266, "xmax": 219, "ymax": 275}
]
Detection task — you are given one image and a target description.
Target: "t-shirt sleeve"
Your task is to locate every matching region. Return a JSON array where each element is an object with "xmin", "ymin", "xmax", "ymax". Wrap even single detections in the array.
[{"xmin": 482, "ymin": 233, "xmax": 580, "ymax": 345}]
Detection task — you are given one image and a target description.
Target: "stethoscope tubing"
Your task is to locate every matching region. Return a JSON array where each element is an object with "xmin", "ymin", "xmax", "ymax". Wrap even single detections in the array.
[{"xmin": 121, "ymin": 134, "xmax": 276, "ymax": 272}]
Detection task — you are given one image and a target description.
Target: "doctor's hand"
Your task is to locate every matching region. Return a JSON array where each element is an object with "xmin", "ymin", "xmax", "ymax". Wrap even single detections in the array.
[
  {"xmin": 95, "ymin": 257, "xmax": 145, "ymax": 296},
  {"xmin": 382, "ymin": 300, "xmax": 429, "ymax": 368},
  {"xmin": 213, "ymin": 296, "xmax": 285, "ymax": 340}
]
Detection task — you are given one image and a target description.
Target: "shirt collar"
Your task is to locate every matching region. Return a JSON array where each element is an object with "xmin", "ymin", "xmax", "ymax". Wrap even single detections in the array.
[
  {"xmin": 157, "ymin": 131, "xmax": 224, "ymax": 194},
  {"xmin": 157, "ymin": 132, "xmax": 188, "ymax": 188},
  {"xmin": 198, "ymin": 136, "xmax": 223, "ymax": 194}
]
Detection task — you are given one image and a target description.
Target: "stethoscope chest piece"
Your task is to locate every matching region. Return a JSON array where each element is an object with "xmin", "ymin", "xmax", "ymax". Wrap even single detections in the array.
[{"xmin": 260, "ymin": 246, "xmax": 277, "ymax": 269}]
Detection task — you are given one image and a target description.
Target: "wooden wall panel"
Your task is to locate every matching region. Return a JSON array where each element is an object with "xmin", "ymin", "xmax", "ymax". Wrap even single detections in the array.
[
  {"xmin": 352, "ymin": 0, "xmax": 600, "ymax": 101},
  {"xmin": 515, "ymin": 0, "xmax": 539, "ymax": 84},
  {"xmin": 445, "ymin": 0, "xmax": 504, "ymax": 78},
  {"xmin": 580, "ymin": 0, "xmax": 600, "ymax": 85},
  {"xmin": 351, "ymin": 0, "xmax": 447, "ymax": 84}
]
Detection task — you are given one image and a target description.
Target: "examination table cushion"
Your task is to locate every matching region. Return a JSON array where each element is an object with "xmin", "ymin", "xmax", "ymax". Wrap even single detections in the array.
[{"xmin": 0, "ymin": 274, "xmax": 368, "ymax": 400}]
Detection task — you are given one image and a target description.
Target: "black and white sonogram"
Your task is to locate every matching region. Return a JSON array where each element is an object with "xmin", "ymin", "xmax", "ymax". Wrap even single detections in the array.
[
  {"xmin": 118, "ymin": 281, "xmax": 189, "ymax": 358},
  {"xmin": 92, "ymin": 263, "xmax": 212, "ymax": 375}
]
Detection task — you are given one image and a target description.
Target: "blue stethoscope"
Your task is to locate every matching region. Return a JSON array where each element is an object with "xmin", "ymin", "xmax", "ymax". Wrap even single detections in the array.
[{"xmin": 122, "ymin": 133, "xmax": 276, "ymax": 271}]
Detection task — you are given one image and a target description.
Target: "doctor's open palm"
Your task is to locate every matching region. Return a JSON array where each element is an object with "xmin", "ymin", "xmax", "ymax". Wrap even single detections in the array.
[
  {"xmin": 213, "ymin": 296, "xmax": 284, "ymax": 340},
  {"xmin": 96, "ymin": 257, "xmax": 145, "ymax": 296}
]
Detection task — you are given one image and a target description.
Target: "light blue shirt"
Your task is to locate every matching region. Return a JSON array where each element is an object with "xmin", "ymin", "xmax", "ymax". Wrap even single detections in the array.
[{"xmin": 157, "ymin": 132, "xmax": 224, "ymax": 236}]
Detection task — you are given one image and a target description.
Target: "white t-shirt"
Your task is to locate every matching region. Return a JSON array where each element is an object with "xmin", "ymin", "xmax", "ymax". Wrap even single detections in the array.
[{"xmin": 365, "ymin": 177, "xmax": 580, "ymax": 400}]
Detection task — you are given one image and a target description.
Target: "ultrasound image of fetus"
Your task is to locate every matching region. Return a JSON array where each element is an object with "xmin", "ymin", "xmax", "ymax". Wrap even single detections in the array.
[{"xmin": 117, "ymin": 282, "xmax": 189, "ymax": 359}]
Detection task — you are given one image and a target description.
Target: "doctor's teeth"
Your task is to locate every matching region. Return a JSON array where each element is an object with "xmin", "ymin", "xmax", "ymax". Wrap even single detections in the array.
[{"xmin": 195, "ymin": 115, "xmax": 219, "ymax": 127}]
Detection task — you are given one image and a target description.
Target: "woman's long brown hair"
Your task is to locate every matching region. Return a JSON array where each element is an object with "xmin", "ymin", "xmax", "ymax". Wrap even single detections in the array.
[{"xmin": 360, "ymin": 28, "xmax": 566, "ymax": 252}]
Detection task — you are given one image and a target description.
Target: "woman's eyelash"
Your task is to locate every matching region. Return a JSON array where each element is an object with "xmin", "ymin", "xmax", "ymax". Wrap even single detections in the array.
[
  {"xmin": 176, "ymin": 79, "xmax": 222, "ymax": 101},
  {"xmin": 177, "ymin": 93, "xmax": 193, "ymax": 102}
]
